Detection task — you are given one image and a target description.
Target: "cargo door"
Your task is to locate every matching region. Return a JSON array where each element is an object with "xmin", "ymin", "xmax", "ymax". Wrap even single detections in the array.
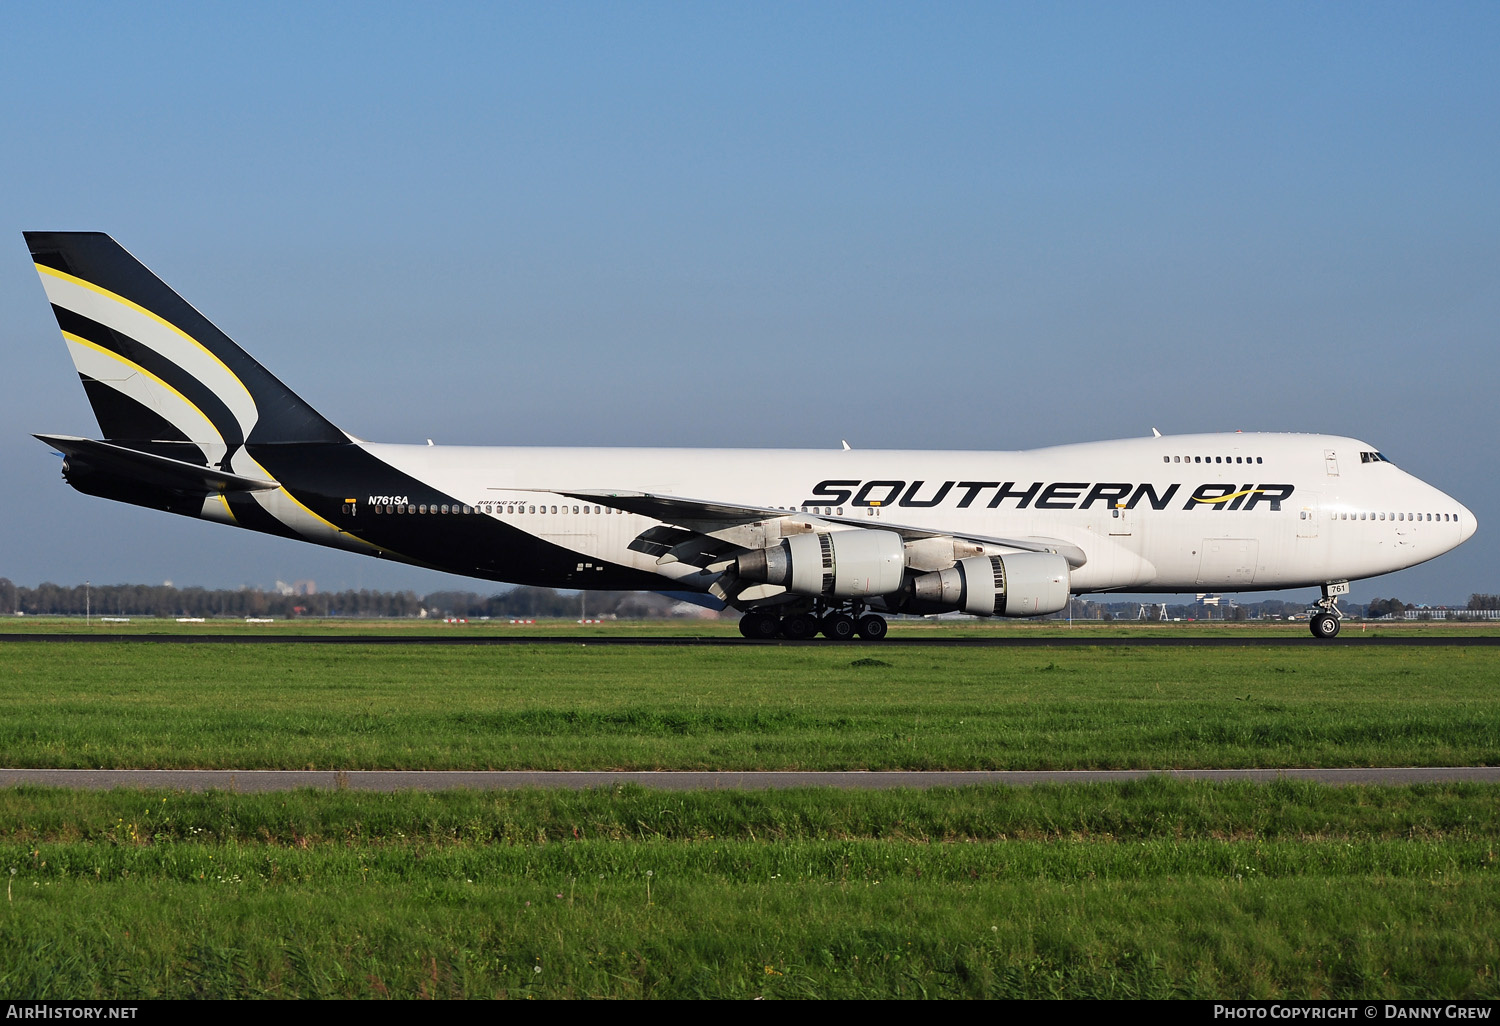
[{"xmin": 1196, "ymin": 538, "xmax": 1259, "ymax": 586}]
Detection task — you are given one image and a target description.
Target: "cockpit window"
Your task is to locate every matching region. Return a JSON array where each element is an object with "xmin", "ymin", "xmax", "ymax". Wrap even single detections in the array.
[{"xmin": 1360, "ymin": 451, "xmax": 1392, "ymax": 464}]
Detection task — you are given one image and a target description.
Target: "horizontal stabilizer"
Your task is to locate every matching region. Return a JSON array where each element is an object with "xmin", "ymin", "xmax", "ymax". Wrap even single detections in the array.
[{"xmin": 35, "ymin": 434, "xmax": 280, "ymax": 494}]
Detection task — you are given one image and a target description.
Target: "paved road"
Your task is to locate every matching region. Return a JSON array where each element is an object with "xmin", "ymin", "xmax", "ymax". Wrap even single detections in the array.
[
  {"xmin": 2, "ymin": 767, "xmax": 1496, "ymax": 791},
  {"xmin": 4, "ymin": 633, "xmax": 1497, "ymax": 647}
]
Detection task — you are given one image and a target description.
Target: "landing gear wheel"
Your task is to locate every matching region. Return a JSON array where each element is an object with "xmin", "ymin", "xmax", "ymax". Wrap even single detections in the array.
[
  {"xmin": 779, "ymin": 614, "xmax": 819, "ymax": 640},
  {"xmin": 739, "ymin": 612, "xmax": 779, "ymax": 639},
  {"xmin": 1310, "ymin": 612, "xmax": 1341, "ymax": 639},
  {"xmin": 856, "ymin": 614, "xmax": 888, "ymax": 641},
  {"xmin": 821, "ymin": 613, "xmax": 856, "ymax": 640}
]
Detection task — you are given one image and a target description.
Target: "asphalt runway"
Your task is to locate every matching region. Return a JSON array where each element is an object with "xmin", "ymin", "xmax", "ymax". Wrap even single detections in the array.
[
  {"xmin": 4, "ymin": 633, "xmax": 1498, "ymax": 647},
  {"xmin": 2, "ymin": 767, "xmax": 1497, "ymax": 791}
]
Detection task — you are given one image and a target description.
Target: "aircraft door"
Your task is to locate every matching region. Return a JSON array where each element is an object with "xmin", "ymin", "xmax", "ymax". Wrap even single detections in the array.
[
  {"xmin": 1196, "ymin": 538, "xmax": 1259, "ymax": 586},
  {"xmin": 1296, "ymin": 494, "xmax": 1319, "ymax": 539}
]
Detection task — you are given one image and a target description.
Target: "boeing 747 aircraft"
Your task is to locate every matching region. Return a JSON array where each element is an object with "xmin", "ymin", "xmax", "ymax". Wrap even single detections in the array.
[{"xmin": 22, "ymin": 232, "xmax": 1477, "ymax": 640}]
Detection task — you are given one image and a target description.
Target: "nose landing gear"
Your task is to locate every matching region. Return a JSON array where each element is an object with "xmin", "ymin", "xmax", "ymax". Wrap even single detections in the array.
[
  {"xmin": 1310, "ymin": 611, "xmax": 1341, "ymax": 639},
  {"xmin": 1309, "ymin": 582, "xmax": 1349, "ymax": 639}
]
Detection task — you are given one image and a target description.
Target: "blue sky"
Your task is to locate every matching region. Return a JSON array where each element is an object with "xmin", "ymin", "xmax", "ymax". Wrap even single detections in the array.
[{"xmin": 2, "ymin": 2, "xmax": 1496, "ymax": 603}]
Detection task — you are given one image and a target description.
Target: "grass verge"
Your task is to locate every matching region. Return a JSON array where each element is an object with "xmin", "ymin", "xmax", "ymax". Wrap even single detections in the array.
[
  {"xmin": 0, "ymin": 781, "xmax": 1496, "ymax": 999},
  {"xmin": 0, "ymin": 642, "xmax": 1496, "ymax": 769}
]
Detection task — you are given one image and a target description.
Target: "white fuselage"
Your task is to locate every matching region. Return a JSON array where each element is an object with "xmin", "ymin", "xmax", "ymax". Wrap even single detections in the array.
[{"xmin": 356, "ymin": 431, "xmax": 1476, "ymax": 595}]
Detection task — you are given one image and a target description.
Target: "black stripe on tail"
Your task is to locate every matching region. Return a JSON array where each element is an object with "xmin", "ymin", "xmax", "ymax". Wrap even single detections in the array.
[{"xmin": 24, "ymin": 231, "xmax": 347, "ymax": 446}]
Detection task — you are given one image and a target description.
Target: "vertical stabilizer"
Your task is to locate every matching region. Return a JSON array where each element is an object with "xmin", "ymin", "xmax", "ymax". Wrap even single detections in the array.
[{"xmin": 24, "ymin": 231, "xmax": 347, "ymax": 462}]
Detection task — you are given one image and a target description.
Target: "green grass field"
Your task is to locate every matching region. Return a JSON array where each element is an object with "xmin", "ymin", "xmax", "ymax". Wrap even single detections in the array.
[
  {"xmin": 0, "ymin": 781, "xmax": 1497, "ymax": 999},
  {"xmin": 0, "ymin": 640, "xmax": 1496, "ymax": 769},
  {"xmin": 1, "ymin": 630, "xmax": 1497, "ymax": 998}
]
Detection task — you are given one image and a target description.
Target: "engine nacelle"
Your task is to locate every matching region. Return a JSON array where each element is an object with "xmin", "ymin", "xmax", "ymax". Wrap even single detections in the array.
[
  {"xmin": 736, "ymin": 530, "xmax": 906, "ymax": 598},
  {"xmin": 904, "ymin": 551, "xmax": 1071, "ymax": 617}
]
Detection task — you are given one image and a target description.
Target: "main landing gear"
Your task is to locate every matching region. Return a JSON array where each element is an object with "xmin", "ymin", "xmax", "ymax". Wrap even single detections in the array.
[
  {"xmin": 1309, "ymin": 582, "xmax": 1349, "ymax": 640},
  {"xmin": 738, "ymin": 605, "xmax": 888, "ymax": 641}
]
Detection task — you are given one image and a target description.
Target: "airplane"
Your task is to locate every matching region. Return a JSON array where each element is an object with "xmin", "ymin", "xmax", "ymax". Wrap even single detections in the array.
[{"xmin": 22, "ymin": 231, "xmax": 1477, "ymax": 641}]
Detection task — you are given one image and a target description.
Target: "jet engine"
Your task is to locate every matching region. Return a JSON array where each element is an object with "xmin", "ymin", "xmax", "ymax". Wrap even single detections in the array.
[
  {"xmin": 736, "ymin": 530, "xmax": 906, "ymax": 597},
  {"xmin": 902, "ymin": 551, "xmax": 1070, "ymax": 617}
]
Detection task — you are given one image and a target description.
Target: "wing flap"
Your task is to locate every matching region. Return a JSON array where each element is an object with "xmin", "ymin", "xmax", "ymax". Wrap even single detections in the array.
[
  {"xmin": 560, "ymin": 490, "xmax": 780, "ymax": 525},
  {"xmin": 559, "ymin": 488, "xmax": 1088, "ymax": 568}
]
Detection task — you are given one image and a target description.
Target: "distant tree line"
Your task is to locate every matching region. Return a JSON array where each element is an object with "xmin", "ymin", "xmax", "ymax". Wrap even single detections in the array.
[
  {"xmin": 1365, "ymin": 597, "xmax": 1412, "ymax": 618},
  {"xmin": 0, "ymin": 576, "xmax": 1490, "ymax": 621},
  {"xmin": 1070, "ymin": 596, "xmax": 1496, "ymax": 621},
  {"xmin": 1333, "ymin": 595, "xmax": 1500, "ymax": 619},
  {"xmin": 1056, "ymin": 597, "xmax": 1317, "ymax": 621},
  {"xmin": 0, "ymin": 579, "xmax": 702, "ymax": 619}
]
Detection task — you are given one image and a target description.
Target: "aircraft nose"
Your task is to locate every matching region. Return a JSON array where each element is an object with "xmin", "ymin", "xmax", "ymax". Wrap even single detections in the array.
[
  {"xmin": 1436, "ymin": 486, "xmax": 1478, "ymax": 547},
  {"xmin": 1458, "ymin": 501, "xmax": 1477, "ymax": 544}
]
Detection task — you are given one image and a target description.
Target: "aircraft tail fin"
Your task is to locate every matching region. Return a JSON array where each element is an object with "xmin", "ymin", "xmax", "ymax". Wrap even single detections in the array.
[{"xmin": 24, "ymin": 231, "xmax": 347, "ymax": 458}]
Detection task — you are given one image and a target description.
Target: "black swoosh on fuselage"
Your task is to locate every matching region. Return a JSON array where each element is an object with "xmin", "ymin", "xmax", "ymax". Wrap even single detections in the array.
[{"xmin": 250, "ymin": 442, "xmax": 670, "ymax": 590}]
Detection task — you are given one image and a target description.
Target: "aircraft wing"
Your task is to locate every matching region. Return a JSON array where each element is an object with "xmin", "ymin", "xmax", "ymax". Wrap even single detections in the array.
[
  {"xmin": 558, "ymin": 488, "xmax": 1088, "ymax": 568},
  {"xmin": 35, "ymin": 435, "xmax": 280, "ymax": 494}
]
